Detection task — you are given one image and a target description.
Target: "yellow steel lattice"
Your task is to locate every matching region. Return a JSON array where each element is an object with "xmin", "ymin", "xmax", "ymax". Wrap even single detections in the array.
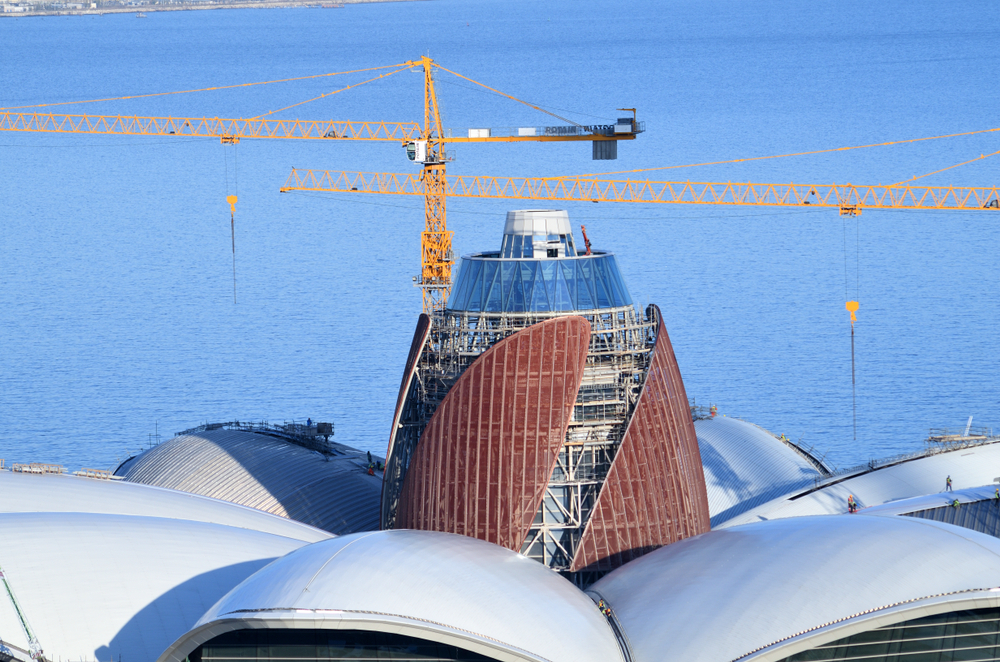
[{"xmin": 281, "ymin": 169, "xmax": 1000, "ymax": 212}]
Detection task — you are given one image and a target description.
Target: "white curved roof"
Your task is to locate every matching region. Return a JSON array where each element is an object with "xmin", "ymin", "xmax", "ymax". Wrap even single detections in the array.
[
  {"xmin": 694, "ymin": 417, "xmax": 824, "ymax": 526},
  {"xmin": 861, "ymin": 484, "xmax": 1000, "ymax": 517},
  {"xmin": 0, "ymin": 511, "xmax": 308, "ymax": 662},
  {"xmin": 0, "ymin": 470, "xmax": 330, "ymax": 542},
  {"xmin": 116, "ymin": 428, "xmax": 381, "ymax": 534},
  {"xmin": 161, "ymin": 530, "xmax": 624, "ymax": 662},
  {"xmin": 719, "ymin": 440, "xmax": 1000, "ymax": 528},
  {"xmin": 591, "ymin": 514, "xmax": 1000, "ymax": 662}
]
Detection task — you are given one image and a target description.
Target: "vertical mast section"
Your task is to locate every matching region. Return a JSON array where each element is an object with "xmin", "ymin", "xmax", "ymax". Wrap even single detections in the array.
[{"xmin": 419, "ymin": 56, "xmax": 452, "ymax": 313}]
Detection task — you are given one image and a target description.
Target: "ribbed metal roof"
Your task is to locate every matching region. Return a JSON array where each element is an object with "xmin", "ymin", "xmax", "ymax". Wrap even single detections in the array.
[
  {"xmin": 591, "ymin": 514, "xmax": 1000, "ymax": 662},
  {"xmin": 694, "ymin": 417, "xmax": 825, "ymax": 526},
  {"xmin": 0, "ymin": 510, "xmax": 309, "ymax": 662},
  {"xmin": 160, "ymin": 530, "xmax": 625, "ymax": 662},
  {"xmin": 116, "ymin": 428, "xmax": 381, "ymax": 535},
  {"xmin": 719, "ymin": 440, "xmax": 1000, "ymax": 528}
]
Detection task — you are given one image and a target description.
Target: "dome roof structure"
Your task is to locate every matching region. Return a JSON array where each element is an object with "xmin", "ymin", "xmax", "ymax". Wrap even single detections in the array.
[
  {"xmin": 719, "ymin": 439, "xmax": 1000, "ymax": 528},
  {"xmin": 591, "ymin": 514, "xmax": 1000, "ymax": 662},
  {"xmin": 160, "ymin": 530, "xmax": 625, "ymax": 662},
  {"xmin": 694, "ymin": 416, "xmax": 826, "ymax": 526},
  {"xmin": 116, "ymin": 426, "xmax": 381, "ymax": 534},
  {"xmin": 0, "ymin": 470, "xmax": 329, "ymax": 541},
  {"xmin": 0, "ymin": 470, "xmax": 326, "ymax": 662},
  {"xmin": 0, "ymin": 512, "xmax": 312, "ymax": 662}
]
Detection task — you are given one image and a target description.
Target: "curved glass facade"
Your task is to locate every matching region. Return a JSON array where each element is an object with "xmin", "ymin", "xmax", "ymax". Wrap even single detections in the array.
[
  {"xmin": 447, "ymin": 252, "xmax": 633, "ymax": 313},
  {"xmin": 195, "ymin": 628, "xmax": 497, "ymax": 662},
  {"xmin": 777, "ymin": 607, "xmax": 1000, "ymax": 662}
]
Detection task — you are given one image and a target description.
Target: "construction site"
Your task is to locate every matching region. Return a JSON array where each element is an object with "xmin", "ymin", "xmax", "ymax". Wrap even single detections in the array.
[{"xmin": 2, "ymin": 39, "xmax": 1000, "ymax": 662}]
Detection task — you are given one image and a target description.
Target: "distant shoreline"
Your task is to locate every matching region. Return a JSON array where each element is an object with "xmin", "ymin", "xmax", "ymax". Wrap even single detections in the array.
[{"xmin": 0, "ymin": 0, "xmax": 420, "ymax": 18}]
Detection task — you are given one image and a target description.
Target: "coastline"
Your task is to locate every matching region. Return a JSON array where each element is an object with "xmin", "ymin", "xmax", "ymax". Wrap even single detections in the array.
[{"xmin": 1, "ymin": 0, "xmax": 421, "ymax": 18}]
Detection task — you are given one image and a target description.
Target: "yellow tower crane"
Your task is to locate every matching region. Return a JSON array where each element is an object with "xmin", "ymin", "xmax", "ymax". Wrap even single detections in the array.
[{"xmin": 0, "ymin": 56, "xmax": 644, "ymax": 312}]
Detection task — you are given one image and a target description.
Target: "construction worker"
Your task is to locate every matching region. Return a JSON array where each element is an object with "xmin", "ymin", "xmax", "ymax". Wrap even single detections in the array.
[
  {"xmin": 847, "ymin": 495, "xmax": 857, "ymax": 514},
  {"xmin": 952, "ymin": 499, "xmax": 961, "ymax": 509},
  {"xmin": 994, "ymin": 487, "xmax": 999, "ymax": 506},
  {"xmin": 946, "ymin": 475, "xmax": 953, "ymax": 492},
  {"xmin": 367, "ymin": 462, "xmax": 375, "ymax": 476},
  {"xmin": 709, "ymin": 405, "xmax": 717, "ymax": 418}
]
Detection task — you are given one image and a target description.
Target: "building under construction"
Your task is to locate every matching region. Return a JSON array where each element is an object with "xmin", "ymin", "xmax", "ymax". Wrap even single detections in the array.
[{"xmin": 383, "ymin": 209, "xmax": 710, "ymax": 582}]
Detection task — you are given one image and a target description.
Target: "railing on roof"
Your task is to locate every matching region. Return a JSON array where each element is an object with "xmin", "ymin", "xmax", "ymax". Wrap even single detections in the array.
[
  {"xmin": 74, "ymin": 468, "xmax": 122, "ymax": 481},
  {"xmin": 928, "ymin": 426, "xmax": 993, "ymax": 443},
  {"xmin": 11, "ymin": 463, "xmax": 65, "ymax": 475},
  {"xmin": 823, "ymin": 434, "xmax": 1000, "ymax": 480},
  {"xmin": 175, "ymin": 420, "xmax": 337, "ymax": 455}
]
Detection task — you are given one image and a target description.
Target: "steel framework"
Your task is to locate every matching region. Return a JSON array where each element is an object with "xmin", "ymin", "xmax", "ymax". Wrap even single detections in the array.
[
  {"xmin": 383, "ymin": 303, "xmax": 662, "ymax": 578},
  {"xmin": 281, "ymin": 169, "xmax": 1000, "ymax": 213}
]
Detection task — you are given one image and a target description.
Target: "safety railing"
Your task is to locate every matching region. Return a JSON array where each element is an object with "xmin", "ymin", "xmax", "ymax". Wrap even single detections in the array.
[
  {"xmin": 74, "ymin": 468, "xmax": 121, "ymax": 480},
  {"xmin": 11, "ymin": 463, "xmax": 65, "ymax": 474}
]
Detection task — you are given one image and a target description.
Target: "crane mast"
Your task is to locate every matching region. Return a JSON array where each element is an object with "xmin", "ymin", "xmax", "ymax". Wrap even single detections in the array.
[{"xmin": 418, "ymin": 56, "xmax": 452, "ymax": 313}]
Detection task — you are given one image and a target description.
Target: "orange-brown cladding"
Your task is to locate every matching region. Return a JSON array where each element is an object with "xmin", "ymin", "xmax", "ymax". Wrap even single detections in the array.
[
  {"xmin": 396, "ymin": 316, "xmax": 591, "ymax": 551},
  {"xmin": 571, "ymin": 306, "xmax": 710, "ymax": 573}
]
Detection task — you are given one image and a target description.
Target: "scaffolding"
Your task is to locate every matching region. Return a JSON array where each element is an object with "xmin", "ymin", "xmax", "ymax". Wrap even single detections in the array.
[{"xmin": 385, "ymin": 303, "xmax": 657, "ymax": 578}]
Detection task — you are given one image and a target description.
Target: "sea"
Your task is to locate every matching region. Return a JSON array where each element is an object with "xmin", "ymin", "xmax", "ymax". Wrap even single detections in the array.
[{"xmin": 1, "ymin": 0, "xmax": 998, "ymax": 473}]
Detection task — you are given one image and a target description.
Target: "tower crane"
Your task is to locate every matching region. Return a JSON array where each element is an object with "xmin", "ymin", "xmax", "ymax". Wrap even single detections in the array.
[
  {"xmin": 0, "ymin": 56, "xmax": 644, "ymax": 312},
  {"xmin": 4, "ymin": 57, "xmax": 997, "ymax": 313}
]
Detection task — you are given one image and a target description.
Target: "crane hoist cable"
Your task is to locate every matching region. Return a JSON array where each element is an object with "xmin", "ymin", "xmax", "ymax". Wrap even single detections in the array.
[
  {"xmin": 843, "ymin": 212, "xmax": 860, "ymax": 443},
  {"xmin": 569, "ymin": 125, "xmax": 1000, "ymax": 179},
  {"xmin": 0, "ymin": 62, "xmax": 412, "ymax": 112},
  {"xmin": 223, "ymin": 138, "xmax": 239, "ymax": 303},
  {"xmin": 249, "ymin": 64, "xmax": 415, "ymax": 120},
  {"xmin": 892, "ymin": 146, "xmax": 1000, "ymax": 187}
]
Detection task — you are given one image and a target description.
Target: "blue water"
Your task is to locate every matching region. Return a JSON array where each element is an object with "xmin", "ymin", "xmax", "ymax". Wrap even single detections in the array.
[{"xmin": 1, "ymin": 0, "xmax": 998, "ymax": 472}]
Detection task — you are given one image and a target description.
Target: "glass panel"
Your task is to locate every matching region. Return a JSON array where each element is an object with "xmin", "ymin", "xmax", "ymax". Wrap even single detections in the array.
[
  {"xmin": 449, "ymin": 260, "xmax": 473, "ymax": 311},
  {"xmin": 500, "ymin": 262, "xmax": 518, "ymax": 310},
  {"xmin": 560, "ymin": 263, "xmax": 577, "ymax": 307},
  {"xmin": 512, "ymin": 235, "xmax": 523, "ymax": 258},
  {"xmin": 780, "ymin": 609, "xmax": 1000, "ymax": 662},
  {"xmin": 525, "ymin": 237, "xmax": 537, "ymax": 258},
  {"xmin": 540, "ymin": 261, "xmax": 558, "ymax": 310},
  {"xmin": 464, "ymin": 259, "xmax": 484, "ymax": 312},
  {"xmin": 500, "ymin": 235, "xmax": 510, "ymax": 258},
  {"xmin": 484, "ymin": 262, "xmax": 504, "ymax": 311},
  {"xmin": 530, "ymin": 265, "xmax": 550, "ymax": 311},
  {"xmin": 574, "ymin": 261, "xmax": 596, "ymax": 310},
  {"xmin": 553, "ymin": 264, "xmax": 573, "ymax": 310},
  {"xmin": 508, "ymin": 262, "xmax": 526, "ymax": 311},
  {"xmin": 592, "ymin": 260, "xmax": 612, "ymax": 308},
  {"xmin": 199, "ymin": 628, "xmax": 496, "ymax": 662}
]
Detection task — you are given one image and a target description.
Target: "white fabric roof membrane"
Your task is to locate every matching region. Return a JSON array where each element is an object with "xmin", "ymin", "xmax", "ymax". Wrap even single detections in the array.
[
  {"xmin": 0, "ymin": 470, "xmax": 330, "ymax": 542},
  {"xmin": 161, "ymin": 530, "xmax": 624, "ymax": 662},
  {"xmin": 694, "ymin": 417, "xmax": 824, "ymax": 526},
  {"xmin": 0, "ymin": 511, "xmax": 309, "ymax": 662},
  {"xmin": 861, "ymin": 484, "xmax": 1000, "ymax": 517},
  {"xmin": 116, "ymin": 428, "xmax": 382, "ymax": 534},
  {"xmin": 718, "ymin": 440, "xmax": 1000, "ymax": 528},
  {"xmin": 591, "ymin": 514, "xmax": 1000, "ymax": 662}
]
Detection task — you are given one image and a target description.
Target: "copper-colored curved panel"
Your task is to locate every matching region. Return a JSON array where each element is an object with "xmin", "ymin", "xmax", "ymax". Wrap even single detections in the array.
[
  {"xmin": 381, "ymin": 313, "xmax": 432, "ymax": 530},
  {"xmin": 570, "ymin": 305, "xmax": 710, "ymax": 573},
  {"xmin": 397, "ymin": 316, "xmax": 591, "ymax": 551}
]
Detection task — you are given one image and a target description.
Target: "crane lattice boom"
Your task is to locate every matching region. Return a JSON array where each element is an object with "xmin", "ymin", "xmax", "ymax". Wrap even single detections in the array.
[{"xmin": 280, "ymin": 169, "xmax": 1000, "ymax": 213}]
